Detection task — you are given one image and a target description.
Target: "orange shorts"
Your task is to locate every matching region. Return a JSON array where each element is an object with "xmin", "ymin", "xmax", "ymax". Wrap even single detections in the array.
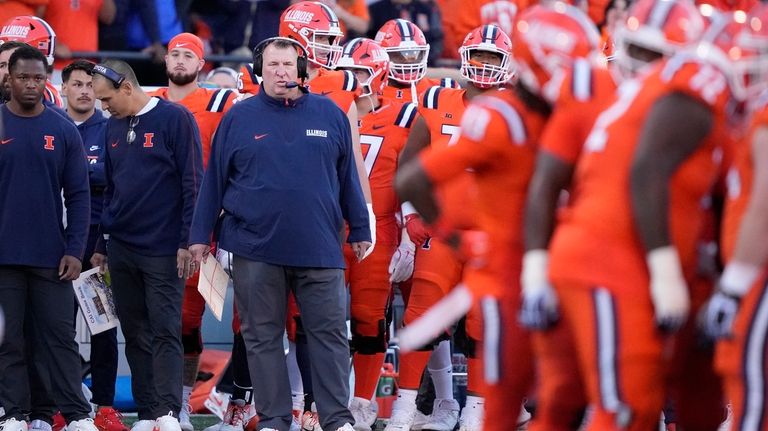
[
  {"xmin": 344, "ymin": 242, "xmax": 396, "ymax": 337},
  {"xmin": 404, "ymin": 238, "xmax": 463, "ymax": 326},
  {"xmin": 555, "ymin": 280, "xmax": 668, "ymax": 431}
]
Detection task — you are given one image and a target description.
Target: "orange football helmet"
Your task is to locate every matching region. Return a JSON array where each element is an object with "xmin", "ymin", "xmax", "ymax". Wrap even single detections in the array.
[
  {"xmin": 695, "ymin": 5, "xmax": 768, "ymax": 100},
  {"xmin": 459, "ymin": 24, "xmax": 513, "ymax": 88},
  {"xmin": 374, "ymin": 19, "xmax": 429, "ymax": 84},
  {"xmin": 279, "ymin": 1, "xmax": 344, "ymax": 69},
  {"xmin": 0, "ymin": 16, "xmax": 56, "ymax": 66},
  {"xmin": 512, "ymin": 2, "xmax": 601, "ymax": 95},
  {"xmin": 337, "ymin": 38, "xmax": 390, "ymax": 97},
  {"xmin": 613, "ymin": 0, "xmax": 705, "ymax": 78}
]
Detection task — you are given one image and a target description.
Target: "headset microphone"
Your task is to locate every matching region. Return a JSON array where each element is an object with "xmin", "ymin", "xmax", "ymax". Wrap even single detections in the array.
[{"xmin": 285, "ymin": 81, "xmax": 300, "ymax": 88}]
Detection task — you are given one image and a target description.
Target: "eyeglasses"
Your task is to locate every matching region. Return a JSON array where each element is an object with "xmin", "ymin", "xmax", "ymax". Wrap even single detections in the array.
[{"xmin": 127, "ymin": 116, "xmax": 139, "ymax": 144}]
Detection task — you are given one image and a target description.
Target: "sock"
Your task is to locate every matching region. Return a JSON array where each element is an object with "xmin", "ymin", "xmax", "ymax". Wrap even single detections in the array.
[
  {"xmin": 428, "ymin": 340, "xmax": 452, "ymax": 369},
  {"xmin": 183, "ymin": 355, "xmax": 201, "ymax": 388},
  {"xmin": 232, "ymin": 332, "xmax": 253, "ymax": 388},
  {"xmin": 233, "ymin": 383, "xmax": 253, "ymax": 405},
  {"xmin": 428, "ymin": 365, "xmax": 453, "ymax": 400},
  {"xmin": 466, "ymin": 357, "xmax": 485, "ymax": 395},
  {"xmin": 353, "ymin": 352, "xmax": 385, "ymax": 400},
  {"xmin": 287, "ymin": 341, "xmax": 304, "ymax": 397},
  {"xmin": 292, "ymin": 393, "xmax": 305, "ymax": 413},
  {"xmin": 182, "ymin": 385, "xmax": 193, "ymax": 405},
  {"xmin": 398, "ymin": 350, "xmax": 431, "ymax": 389},
  {"xmin": 427, "ymin": 341, "xmax": 453, "ymax": 400}
]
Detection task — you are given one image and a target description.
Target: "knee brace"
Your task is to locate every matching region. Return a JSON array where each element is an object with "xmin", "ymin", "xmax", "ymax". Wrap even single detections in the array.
[
  {"xmin": 351, "ymin": 319, "xmax": 388, "ymax": 354},
  {"xmin": 182, "ymin": 327, "xmax": 203, "ymax": 355},
  {"xmin": 453, "ymin": 317, "xmax": 478, "ymax": 358}
]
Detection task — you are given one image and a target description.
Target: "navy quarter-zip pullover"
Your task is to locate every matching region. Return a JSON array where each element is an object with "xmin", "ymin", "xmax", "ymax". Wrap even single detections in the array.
[
  {"xmin": 75, "ymin": 110, "xmax": 108, "ymax": 224},
  {"xmin": 189, "ymin": 89, "xmax": 370, "ymax": 268},
  {"xmin": 101, "ymin": 97, "xmax": 203, "ymax": 256}
]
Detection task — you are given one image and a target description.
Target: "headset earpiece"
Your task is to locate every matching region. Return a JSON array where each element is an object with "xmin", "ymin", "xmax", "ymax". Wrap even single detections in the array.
[{"xmin": 252, "ymin": 37, "xmax": 309, "ymax": 80}]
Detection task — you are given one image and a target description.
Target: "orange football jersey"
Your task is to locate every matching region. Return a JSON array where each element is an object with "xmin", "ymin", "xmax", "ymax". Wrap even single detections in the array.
[
  {"xmin": 307, "ymin": 68, "xmax": 361, "ymax": 113},
  {"xmin": 418, "ymin": 85, "xmax": 478, "ymax": 229},
  {"xmin": 541, "ymin": 58, "xmax": 618, "ymax": 165},
  {"xmin": 381, "ymin": 77, "xmax": 460, "ymax": 105},
  {"xmin": 237, "ymin": 65, "xmax": 360, "ymax": 113},
  {"xmin": 549, "ymin": 57, "xmax": 733, "ymax": 292},
  {"xmin": 420, "ymin": 88, "xmax": 548, "ymax": 297},
  {"xmin": 45, "ymin": 80, "xmax": 63, "ymax": 108},
  {"xmin": 721, "ymin": 102, "xmax": 768, "ymax": 262},
  {"xmin": 238, "ymin": 63, "xmax": 261, "ymax": 96},
  {"xmin": 149, "ymin": 87, "xmax": 237, "ymax": 168},
  {"xmin": 359, "ymin": 101, "xmax": 419, "ymax": 243}
]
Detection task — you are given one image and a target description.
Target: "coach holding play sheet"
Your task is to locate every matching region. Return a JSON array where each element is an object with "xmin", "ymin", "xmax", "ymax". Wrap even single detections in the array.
[{"xmin": 189, "ymin": 37, "xmax": 370, "ymax": 431}]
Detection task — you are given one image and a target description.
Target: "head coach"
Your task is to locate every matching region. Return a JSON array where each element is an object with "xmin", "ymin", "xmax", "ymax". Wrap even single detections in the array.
[{"xmin": 189, "ymin": 37, "xmax": 371, "ymax": 431}]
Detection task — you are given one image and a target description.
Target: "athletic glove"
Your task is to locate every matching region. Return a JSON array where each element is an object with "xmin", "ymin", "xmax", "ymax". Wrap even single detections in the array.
[
  {"xmin": 647, "ymin": 246, "xmax": 690, "ymax": 333},
  {"xmin": 389, "ymin": 229, "xmax": 416, "ymax": 283},
  {"xmin": 519, "ymin": 249, "xmax": 559, "ymax": 330},
  {"xmin": 362, "ymin": 203, "xmax": 376, "ymax": 260},
  {"xmin": 700, "ymin": 261, "xmax": 760, "ymax": 339},
  {"xmin": 404, "ymin": 214, "xmax": 431, "ymax": 247}
]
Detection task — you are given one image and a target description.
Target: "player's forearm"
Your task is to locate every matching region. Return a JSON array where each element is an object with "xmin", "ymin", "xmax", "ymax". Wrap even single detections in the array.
[
  {"xmin": 395, "ymin": 161, "xmax": 439, "ymax": 223},
  {"xmin": 630, "ymin": 168, "xmax": 672, "ymax": 252}
]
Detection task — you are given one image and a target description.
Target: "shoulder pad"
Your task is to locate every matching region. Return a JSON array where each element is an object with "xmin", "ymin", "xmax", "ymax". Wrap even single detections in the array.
[
  {"xmin": 207, "ymin": 89, "xmax": 235, "ymax": 112},
  {"xmin": 422, "ymin": 86, "xmax": 443, "ymax": 110},
  {"xmin": 570, "ymin": 58, "xmax": 593, "ymax": 102},
  {"xmin": 395, "ymin": 103, "xmax": 418, "ymax": 128},
  {"xmin": 440, "ymin": 78, "xmax": 460, "ymax": 89},
  {"xmin": 342, "ymin": 70, "xmax": 358, "ymax": 92}
]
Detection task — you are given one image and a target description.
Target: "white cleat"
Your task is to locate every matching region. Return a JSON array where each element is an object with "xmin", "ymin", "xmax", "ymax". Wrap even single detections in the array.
[
  {"xmin": 334, "ymin": 425, "xmax": 354, "ymax": 431},
  {"xmin": 66, "ymin": 419, "xmax": 99, "ymax": 431},
  {"xmin": 129, "ymin": 421, "xmax": 155, "ymax": 431},
  {"xmin": 349, "ymin": 397, "xmax": 378, "ymax": 431},
  {"xmin": 204, "ymin": 388, "xmax": 231, "ymax": 421},
  {"xmin": 203, "ymin": 399, "xmax": 250, "ymax": 431},
  {"xmin": 1, "ymin": 419, "xmax": 28, "ymax": 431},
  {"xmin": 383, "ymin": 398, "xmax": 417, "ymax": 431},
  {"xmin": 458, "ymin": 401, "xmax": 484, "ymax": 431},
  {"xmin": 29, "ymin": 420, "xmax": 52, "ymax": 431},
  {"xmin": 422, "ymin": 399, "xmax": 459, "ymax": 431},
  {"xmin": 180, "ymin": 394, "xmax": 193, "ymax": 431},
  {"xmin": 302, "ymin": 403, "xmax": 322, "ymax": 431},
  {"xmin": 411, "ymin": 410, "xmax": 430, "ymax": 431},
  {"xmin": 517, "ymin": 403, "xmax": 532, "ymax": 430},
  {"xmin": 156, "ymin": 414, "xmax": 182, "ymax": 431}
]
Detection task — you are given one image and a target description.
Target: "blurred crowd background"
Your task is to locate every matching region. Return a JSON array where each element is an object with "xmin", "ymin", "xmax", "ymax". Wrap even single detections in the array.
[{"xmin": 1, "ymin": 0, "xmax": 470, "ymax": 85}]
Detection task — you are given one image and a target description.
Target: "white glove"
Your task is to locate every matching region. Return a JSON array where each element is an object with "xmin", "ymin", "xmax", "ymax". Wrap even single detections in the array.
[
  {"xmin": 389, "ymin": 229, "xmax": 416, "ymax": 283},
  {"xmin": 519, "ymin": 249, "xmax": 559, "ymax": 330},
  {"xmin": 362, "ymin": 203, "xmax": 376, "ymax": 260},
  {"xmin": 216, "ymin": 247, "xmax": 233, "ymax": 276},
  {"xmin": 700, "ymin": 261, "xmax": 760, "ymax": 339},
  {"xmin": 647, "ymin": 246, "xmax": 690, "ymax": 333}
]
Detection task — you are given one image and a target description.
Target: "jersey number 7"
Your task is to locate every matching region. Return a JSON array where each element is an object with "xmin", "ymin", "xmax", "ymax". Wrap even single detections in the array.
[{"xmin": 360, "ymin": 134, "xmax": 384, "ymax": 177}]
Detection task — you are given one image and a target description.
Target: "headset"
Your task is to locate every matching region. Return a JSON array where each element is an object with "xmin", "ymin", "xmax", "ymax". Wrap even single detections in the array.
[
  {"xmin": 252, "ymin": 36, "xmax": 309, "ymax": 81},
  {"xmin": 92, "ymin": 64, "xmax": 126, "ymax": 89}
]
